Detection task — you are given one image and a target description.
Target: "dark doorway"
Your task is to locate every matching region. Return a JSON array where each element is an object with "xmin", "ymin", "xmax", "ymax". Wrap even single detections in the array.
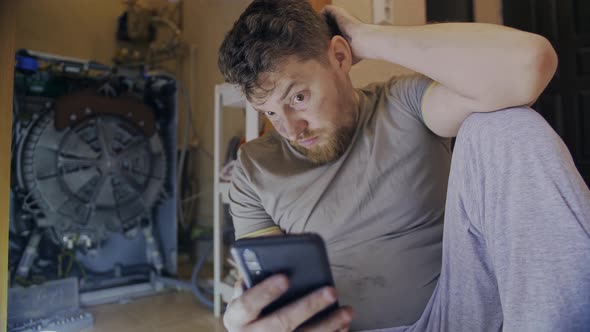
[
  {"xmin": 427, "ymin": 0, "xmax": 474, "ymax": 22},
  {"xmin": 503, "ymin": 0, "xmax": 590, "ymax": 187}
]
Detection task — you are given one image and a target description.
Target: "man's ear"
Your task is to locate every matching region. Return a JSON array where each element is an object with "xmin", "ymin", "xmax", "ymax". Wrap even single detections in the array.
[{"xmin": 328, "ymin": 35, "xmax": 353, "ymax": 74}]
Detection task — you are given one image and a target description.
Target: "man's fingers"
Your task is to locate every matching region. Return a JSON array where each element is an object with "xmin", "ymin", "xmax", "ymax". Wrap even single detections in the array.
[
  {"xmin": 321, "ymin": 5, "xmax": 342, "ymax": 17},
  {"xmin": 232, "ymin": 278, "xmax": 245, "ymax": 300},
  {"xmin": 224, "ymin": 275, "xmax": 289, "ymax": 328},
  {"xmin": 321, "ymin": 5, "xmax": 360, "ymax": 24},
  {"xmin": 300, "ymin": 306, "xmax": 354, "ymax": 332},
  {"xmin": 320, "ymin": 4, "xmax": 333, "ymax": 15},
  {"xmin": 250, "ymin": 287, "xmax": 339, "ymax": 332}
]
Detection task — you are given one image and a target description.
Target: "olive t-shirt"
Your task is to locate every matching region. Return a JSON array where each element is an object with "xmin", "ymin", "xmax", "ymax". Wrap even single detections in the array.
[{"xmin": 228, "ymin": 75, "xmax": 451, "ymax": 330}]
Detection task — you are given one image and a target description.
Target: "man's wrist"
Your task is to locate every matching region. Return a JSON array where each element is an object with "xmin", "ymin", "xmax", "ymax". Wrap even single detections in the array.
[
  {"xmin": 353, "ymin": 23, "xmax": 383, "ymax": 61},
  {"xmin": 357, "ymin": 24, "xmax": 408, "ymax": 62}
]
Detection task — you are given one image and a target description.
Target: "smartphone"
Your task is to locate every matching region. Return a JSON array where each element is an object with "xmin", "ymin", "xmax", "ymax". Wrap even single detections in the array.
[{"xmin": 230, "ymin": 233, "xmax": 338, "ymax": 325}]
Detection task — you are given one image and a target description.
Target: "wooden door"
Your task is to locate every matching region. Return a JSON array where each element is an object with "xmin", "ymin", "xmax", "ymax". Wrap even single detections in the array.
[
  {"xmin": 309, "ymin": 0, "xmax": 331, "ymax": 12},
  {"xmin": 0, "ymin": 0, "xmax": 16, "ymax": 330},
  {"xmin": 427, "ymin": 0, "xmax": 474, "ymax": 22},
  {"xmin": 503, "ymin": 0, "xmax": 590, "ymax": 187}
]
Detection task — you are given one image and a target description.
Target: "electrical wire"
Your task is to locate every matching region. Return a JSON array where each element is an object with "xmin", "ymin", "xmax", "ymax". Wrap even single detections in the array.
[
  {"xmin": 179, "ymin": 79, "xmax": 214, "ymax": 158},
  {"xmin": 156, "ymin": 241, "xmax": 215, "ymax": 309},
  {"xmin": 190, "ymin": 241, "xmax": 215, "ymax": 309},
  {"xmin": 176, "ymin": 79, "xmax": 215, "ymax": 231},
  {"xmin": 176, "ymin": 81, "xmax": 191, "ymax": 230}
]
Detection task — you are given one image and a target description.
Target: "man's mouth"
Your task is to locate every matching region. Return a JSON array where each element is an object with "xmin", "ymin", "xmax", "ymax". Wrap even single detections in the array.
[{"xmin": 297, "ymin": 136, "xmax": 319, "ymax": 148}]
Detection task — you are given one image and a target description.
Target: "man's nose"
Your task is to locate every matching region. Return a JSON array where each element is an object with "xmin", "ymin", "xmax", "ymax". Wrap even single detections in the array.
[{"xmin": 282, "ymin": 110, "xmax": 308, "ymax": 141}]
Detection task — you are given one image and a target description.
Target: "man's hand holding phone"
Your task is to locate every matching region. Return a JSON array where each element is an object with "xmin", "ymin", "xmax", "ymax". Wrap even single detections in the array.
[{"xmin": 223, "ymin": 274, "xmax": 353, "ymax": 332}]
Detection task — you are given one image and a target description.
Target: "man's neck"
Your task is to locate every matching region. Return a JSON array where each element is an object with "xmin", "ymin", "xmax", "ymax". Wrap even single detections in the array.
[{"xmin": 351, "ymin": 88, "xmax": 361, "ymax": 125}]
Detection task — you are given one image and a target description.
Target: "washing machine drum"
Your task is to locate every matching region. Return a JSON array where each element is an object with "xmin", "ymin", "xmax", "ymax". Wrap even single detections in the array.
[{"xmin": 17, "ymin": 95, "xmax": 167, "ymax": 249}]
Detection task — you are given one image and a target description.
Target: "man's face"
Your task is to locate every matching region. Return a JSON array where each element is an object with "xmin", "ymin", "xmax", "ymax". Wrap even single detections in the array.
[{"xmin": 251, "ymin": 56, "xmax": 358, "ymax": 164}]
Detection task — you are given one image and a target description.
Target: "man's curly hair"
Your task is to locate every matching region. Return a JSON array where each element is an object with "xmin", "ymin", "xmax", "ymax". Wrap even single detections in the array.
[{"xmin": 218, "ymin": 0, "xmax": 333, "ymax": 101}]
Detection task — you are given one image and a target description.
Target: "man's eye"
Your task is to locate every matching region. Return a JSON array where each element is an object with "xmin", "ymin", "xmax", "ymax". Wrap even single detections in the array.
[
  {"xmin": 265, "ymin": 111, "xmax": 276, "ymax": 117},
  {"xmin": 293, "ymin": 93, "xmax": 305, "ymax": 104}
]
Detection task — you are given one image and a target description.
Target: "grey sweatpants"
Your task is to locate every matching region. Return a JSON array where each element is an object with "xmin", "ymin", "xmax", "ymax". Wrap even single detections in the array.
[{"xmin": 370, "ymin": 107, "xmax": 590, "ymax": 332}]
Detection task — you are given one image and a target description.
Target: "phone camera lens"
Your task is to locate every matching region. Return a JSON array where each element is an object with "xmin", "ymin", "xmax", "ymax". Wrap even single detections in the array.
[{"xmin": 243, "ymin": 249, "xmax": 262, "ymax": 273}]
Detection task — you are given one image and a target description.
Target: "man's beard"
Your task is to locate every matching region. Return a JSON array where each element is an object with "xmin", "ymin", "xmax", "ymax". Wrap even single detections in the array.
[
  {"xmin": 290, "ymin": 80, "xmax": 359, "ymax": 164},
  {"xmin": 291, "ymin": 123, "xmax": 356, "ymax": 164}
]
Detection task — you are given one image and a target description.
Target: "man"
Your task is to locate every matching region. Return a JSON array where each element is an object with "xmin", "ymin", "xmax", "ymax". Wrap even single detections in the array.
[{"xmin": 218, "ymin": 1, "xmax": 590, "ymax": 331}]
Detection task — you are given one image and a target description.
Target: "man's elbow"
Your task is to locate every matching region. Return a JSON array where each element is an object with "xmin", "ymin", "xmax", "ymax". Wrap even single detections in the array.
[{"xmin": 522, "ymin": 35, "xmax": 558, "ymax": 105}]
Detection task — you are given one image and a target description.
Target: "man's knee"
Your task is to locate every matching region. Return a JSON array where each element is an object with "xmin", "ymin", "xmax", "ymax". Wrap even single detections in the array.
[{"xmin": 456, "ymin": 107, "xmax": 560, "ymax": 151}]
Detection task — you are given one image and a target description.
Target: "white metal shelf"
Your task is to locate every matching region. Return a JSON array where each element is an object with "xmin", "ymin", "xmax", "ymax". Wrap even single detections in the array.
[{"xmin": 213, "ymin": 83, "xmax": 259, "ymax": 317}]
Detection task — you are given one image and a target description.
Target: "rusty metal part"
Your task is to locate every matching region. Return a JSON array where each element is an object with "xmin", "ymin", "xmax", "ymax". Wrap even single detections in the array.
[{"xmin": 54, "ymin": 89, "xmax": 156, "ymax": 136}]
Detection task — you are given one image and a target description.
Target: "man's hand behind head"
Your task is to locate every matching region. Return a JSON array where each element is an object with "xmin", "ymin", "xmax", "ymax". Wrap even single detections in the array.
[{"xmin": 321, "ymin": 5, "xmax": 368, "ymax": 64}]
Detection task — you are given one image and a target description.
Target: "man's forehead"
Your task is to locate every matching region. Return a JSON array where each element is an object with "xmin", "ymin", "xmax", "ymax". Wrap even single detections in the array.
[
  {"xmin": 250, "ymin": 70, "xmax": 300, "ymax": 106},
  {"xmin": 249, "ymin": 56, "xmax": 322, "ymax": 105}
]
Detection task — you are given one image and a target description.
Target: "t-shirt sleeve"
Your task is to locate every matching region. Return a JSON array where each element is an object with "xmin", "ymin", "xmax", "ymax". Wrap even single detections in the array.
[
  {"xmin": 385, "ymin": 74, "xmax": 436, "ymax": 125},
  {"xmin": 228, "ymin": 150, "xmax": 279, "ymax": 239}
]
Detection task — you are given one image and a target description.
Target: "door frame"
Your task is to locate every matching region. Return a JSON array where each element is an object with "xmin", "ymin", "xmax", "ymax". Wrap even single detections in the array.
[
  {"xmin": 0, "ymin": 0, "xmax": 16, "ymax": 331},
  {"xmin": 474, "ymin": 0, "xmax": 503, "ymax": 24}
]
